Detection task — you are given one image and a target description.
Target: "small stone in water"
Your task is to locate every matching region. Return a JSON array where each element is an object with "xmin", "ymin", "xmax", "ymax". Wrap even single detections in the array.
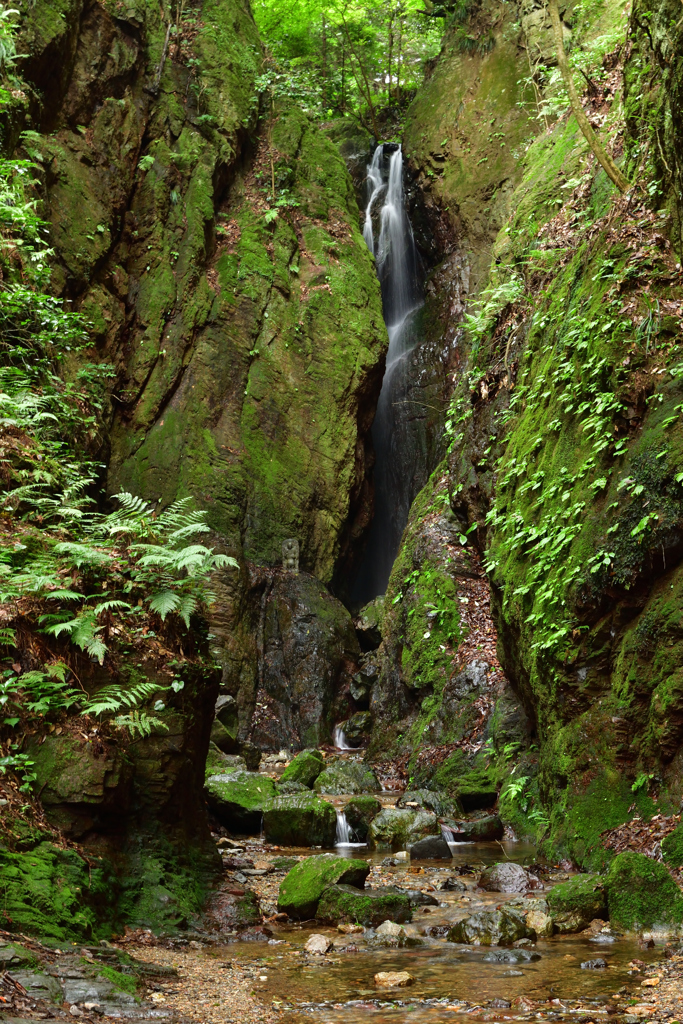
[
  {"xmin": 338, "ymin": 923, "xmax": 363, "ymax": 934},
  {"xmin": 581, "ymin": 958, "xmax": 608, "ymax": 969},
  {"xmin": 305, "ymin": 934, "xmax": 332, "ymax": 955},
  {"xmin": 376, "ymin": 921, "xmax": 405, "ymax": 938},
  {"xmin": 374, "ymin": 971, "xmax": 414, "ymax": 988},
  {"xmin": 503, "ymin": 970, "xmax": 524, "ymax": 977},
  {"xmin": 490, "ymin": 998, "xmax": 511, "ymax": 1008}
]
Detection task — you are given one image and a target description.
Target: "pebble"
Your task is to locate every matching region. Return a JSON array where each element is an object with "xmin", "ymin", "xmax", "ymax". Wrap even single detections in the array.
[
  {"xmin": 305, "ymin": 934, "xmax": 333, "ymax": 955},
  {"xmin": 374, "ymin": 970, "xmax": 414, "ymax": 988}
]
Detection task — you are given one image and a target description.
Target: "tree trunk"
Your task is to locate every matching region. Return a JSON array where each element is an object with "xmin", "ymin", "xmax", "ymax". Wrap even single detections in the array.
[{"xmin": 547, "ymin": 0, "xmax": 630, "ymax": 193}]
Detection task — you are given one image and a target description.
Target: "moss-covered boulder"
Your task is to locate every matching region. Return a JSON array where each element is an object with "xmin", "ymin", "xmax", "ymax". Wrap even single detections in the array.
[
  {"xmin": 397, "ymin": 789, "xmax": 460, "ymax": 818},
  {"xmin": 345, "ymin": 796, "xmax": 382, "ymax": 841},
  {"xmin": 447, "ymin": 909, "xmax": 532, "ymax": 946},
  {"xmin": 262, "ymin": 794, "xmax": 337, "ymax": 847},
  {"xmin": 279, "ymin": 750, "xmax": 325, "ymax": 789},
  {"xmin": 314, "ymin": 761, "xmax": 379, "ymax": 795},
  {"xmin": 441, "ymin": 815, "xmax": 504, "ymax": 842},
  {"xmin": 205, "ymin": 743, "xmax": 245, "ymax": 780},
  {"xmin": 546, "ymin": 874, "xmax": 607, "ymax": 933},
  {"xmin": 204, "ymin": 772, "xmax": 277, "ymax": 833},
  {"xmin": 662, "ymin": 824, "xmax": 683, "ymax": 869},
  {"xmin": 606, "ymin": 851, "xmax": 683, "ymax": 932},
  {"xmin": 316, "ymin": 883, "xmax": 412, "ymax": 926},
  {"xmin": 277, "ymin": 853, "xmax": 369, "ymax": 919},
  {"xmin": 368, "ymin": 808, "xmax": 439, "ymax": 849}
]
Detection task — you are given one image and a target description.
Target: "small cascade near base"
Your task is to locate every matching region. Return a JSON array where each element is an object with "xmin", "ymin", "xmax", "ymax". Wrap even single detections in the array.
[
  {"xmin": 333, "ymin": 724, "xmax": 355, "ymax": 750},
  {"xmin": 335, "ymin": 809, "xmax": 364, "ymax": 846},
  {"xmin": 353, "ymin": 144, "xmax": 424, "ymax": 605}
]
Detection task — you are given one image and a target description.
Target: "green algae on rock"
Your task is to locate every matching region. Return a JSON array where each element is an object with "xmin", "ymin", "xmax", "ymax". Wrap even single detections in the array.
[
  {"xmin": 314, "ymin": 761, "xmax": 379, "ymax": 795},
  {"xmin": 277, "ymin": 854, "xmax": 370, "ymax": 920},
  {"xmin": 447, "ymin": 909, "xmax": 533, "ymax": 946},
  {"xmin": 279, "ymin": 749, "xmax": 325, "ymax": 789},
  {"xmin": 316, "ymin": 883, "xmax": 413, "ymax": 926},
  {"xmin": 606, "ymin": 851, "xmax": 683, "ymax": 933},
  {"xmin": 368, "ymin": 808, "xmax": 440, "ymax": 849},
  {"xmin": 546, "ymin": 874, "xmax": 608, "ymax": 933},
  {"xmin": 262, "ymin": 793, "xmax": 337, "ymax": 847}
]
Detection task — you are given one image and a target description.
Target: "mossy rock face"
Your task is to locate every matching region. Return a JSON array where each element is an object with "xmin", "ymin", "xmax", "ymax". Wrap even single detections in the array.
[
  {"xmin": 546, "ymin": 874, "xmax": 607, "ymax": 933},
  {"xmin": 262, "ymin": 793, "xmax": 337, "ymax": 847},
  {"xmin": 397, "ymin": 789, "xmax": 460, "ymax": 818},
  {"xmin": 314, "ymin": 761, "xmax": 379, "ymax": 795},
  {"xmin": 345, "ymin": 796, "xmax": 383, "ymax": 841},
  {"xmin": 277, "ymin": 853, "xmax": 369, "ymax": 919},
  {"xmin": 447, "ymin": 909, "xmax": 532, "ymax": 946},
  {"xmin": 606, "ymin": 851, "xmax": 683, "ymax": 932},
  {"xmin": 367, "ymin": 808, "xmax": 439, "ymax": 849},
  {"xmin": 204, "ymin": 887, "xmax": 261, "ymax": 932},
  {"xmin": 204, "ymin": 772, "xmax": 277, "ymax": 833},
  {"xmin": 279, "ymin": 750, "xmax": 325, "ymax": 788},
  {"xmin": 662, "ymin": 824, "xmax": 683, "ymax": 869},
  {"xmin": 316, "ymin": 883, "xmax": 412, "ymax": 926}
]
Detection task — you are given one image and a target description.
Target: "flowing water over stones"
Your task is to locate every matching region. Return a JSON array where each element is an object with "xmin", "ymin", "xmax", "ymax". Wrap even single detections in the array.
[{"xmin": 353, "ymin": 144, "xmax": 424, "ymax": 605}]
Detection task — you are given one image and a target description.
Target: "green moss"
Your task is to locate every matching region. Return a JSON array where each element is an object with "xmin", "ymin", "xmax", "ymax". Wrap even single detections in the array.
[
  {"xmin": 277, "ymin": 853, "xmax": 369, "ymax": 919},
  {"xmin": 546, "ymin": 874, "xmax": 607, "ymax": 932},
  {"xmin": 316, "ymin": 883, "xmax": 412, "ymax": 926},
  {"xmin": 204, "ymin": 771, "xmax": 277, "ymax": 832},
  {"xmin": 280, "ymin": 749, "xmax": 324, "ymax": 788},
  {"xmin": 606, "ymin": 851, "xmax": 683, "ymax": 932},
  {"xmin": 662, "ymin": 823, "xmax": 683, "ymax": 868},
  {"xmin": 314, "ymin": 762, "xmax": 379, "ymax": 795},
  {"xmin": 92, "ymin": 965, "xmax": 139, "ymax": 998},
  {"xmin": 367, "ymin": 808, "xmax": 439, "ymax": 849},
  {"xmin": 344, "ymin": 796, "xmax": 382, "ymax": 841}
]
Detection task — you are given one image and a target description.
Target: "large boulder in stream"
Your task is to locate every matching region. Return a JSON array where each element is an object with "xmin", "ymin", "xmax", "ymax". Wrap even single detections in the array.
[
  {"xmin": 546, "ymin": 874, "xmax": 607, "ymax": 933},
  {"xmin": 278, "ymin": 854, "xmax": 370, "ymax": 920},
  {"xmin": 448, "ymin": 908, "xmax": 533, "ymax": 946},
  {"xmin": 204, "ymin": 772, "xmax": 277, "ymax": 832},
  {"xmin": 409, "ymin": 835, "xmax": 453, "ymax": 860},
  {"xmin": 441, "ymin": 814, "xmax": 504, "ymax": 842},
  {"xmin": 262, "ymin": 794, "xmax": 337, "ymax": 847},
  {"xmin": 479, "ymin": 862, "xmax": 536, "ymax": 893},
  {"xmin": 314, "ymin": 760, "xmax": 379, "ymax": 795},
  {"xmin": 344, "ymin": 796, "xmax": 382, "ymax": 841},
  {"xmin": 316, "ymin": 883, "xmax": 412, "ymax": 926},
  {"xmin": 368, "ymin": 807, "xmax": 440, "ymax": 848},
  {"xmin": 606, "ymin": 851, "xmax": 683, "ymax": 932},
  {"xmin": 397, "ymin": 789, "xmax": 461, "ymax": 817},
  {"xmin": 279, "ymin": 749, "xmax": 325, "ymax": 788}
]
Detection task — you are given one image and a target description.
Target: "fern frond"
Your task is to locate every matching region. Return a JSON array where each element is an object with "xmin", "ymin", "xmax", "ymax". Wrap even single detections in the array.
[
  {"xmin": 113, "ymin": 710, "xmax": 169, "ymax": 738},
  {"xmin": 148, "ymin": 590, "xmax": 180, "ymax": 620},
  {"xmin": 93, "ymin": 599, "xmax": 132, "ymax": 615},
  {"xmin": 54, "ymin": 541, "xmax": 112, "ymax": 568}
]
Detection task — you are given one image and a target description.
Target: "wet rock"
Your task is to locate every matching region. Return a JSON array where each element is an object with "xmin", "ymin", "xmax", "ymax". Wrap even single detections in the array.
[
  {"xmin": 581, "ymin": 958, "xmax": 608, "ymax": 969},
  {"xmin": 276, "ymin": 779, "xmax": 308, "ymax": 794},
  {"xmin": 338, "ymin": 922, "xmax": 364, "ymax": 934},
  {"xmin": 314, "ymin": 761, "xmax": 379, "ymax": 795},
  {"xmin": 349, "ymin": 655, "xmax": 379, "ymax": 707},
  {"xmin": 490, "ymin": 998, "xmax": 512, "ymax": 1008},
  {"xmin": 376, "ymin": 920, "xmax": 405, "ymax": 938},
  {"xmin": 368, "ymin": 807, "xmax": 439, "ymax": 848},
  {"xmin": 526, "ymin": 909, "xmax": 554, "ymax": 938},
  {"xmin": 212, "ymin": 695, "xmax": 239, "ymax": 753},
  {"xmin": 440, "ymin": 876, "xmax": 467, "ymax": 891},
  {"xmin": 205, "ymin": 743, "xmax": 246, "ymax": 779},
  {"xmin": 316, "ymin": 883, "xmax": 412, "ymax": 926},
  {"xmin": 409, "ymin": 835, "xmax": 453, "ymax": 860},
  {"xmin": 447, "ymin": 909, "xmax": 532, "ymax": 946},
  {"xmin": 0, "ymin": 945, "xmax": 35, "ymax": 969},
  {"xmin": 354, "ymin": 597, "xmax": 384, "ymax": 651},
  {"xmin": 400, "ymin": 889, "xmax": 440, "ymax": 908},
  {"xmin": 263, "ymin": 793, "xmax": 337, "ymax": 847},
  {"xmin": 11, "ymin": 971, "xmax": 64, "ymax": 1003},
  {"xmin": 422, "ymin": 924, "xmax": 450, "ymax": 937},
  {"xmin": 204, "ymin": 888, "xmax": 261, "ymax": 932},
  {"xmin": 369, "ymin": 920, "xmax": 409, "ymax": 947},
  {"xmin": 239, "ymin": 926, "xmax": 273, "ymax": 942},
  {"xmin": 482, "ymin": 949, "xmax": 541, "ymax": 963},
  {"xmin": 479, "ymin": 862, "xmax": 532, "ymax": 893},
  {"xmin": 546, "ymin": 874, "xmax": 607, "ymax": 934},
  {"xmin": 279, "ymin": 749, "xmax": 325, "ymax": 789},
  {"xmin": 340, "ymin": 711, "xmax": 373, "ymax": 745},
  {"xmin": 344, "ymin": 796, "xmax": 382, "ymax": 841},
  {"xmin": 305, "ymin": 934, "xmax": 333, "ymax": 955},
  {"xmin": 398, "ymin": 789, "xmax": 460, "ymax": 817},
  {"xmin": 374, "ymin": 971, "xmax": 414, "ymax": 988},
  {"xmin": 278, "ymin": 854, "xmax": 369, "ymax": 920},
  {"xmin": 441, "ymin": 814, "xmax": 504, "ymax": 842},
  {"xmin": 204, "ymin": 771, "xmax": 277, "ymax": 832}
]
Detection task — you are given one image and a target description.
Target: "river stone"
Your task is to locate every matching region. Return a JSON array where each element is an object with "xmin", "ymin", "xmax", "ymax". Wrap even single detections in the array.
[
  {"xmin": 448, "ymin": 909, "xmax": 532, "ymax": 946},
  {"xmin": 440, "ymin": 876, "xmax": 466, "ymax": 891},
  {"xmin": 344, "ymin": 796, "xmax": 382, "ymax": 841},
  {"xmin": 278, "ymin": 854, "xmax": 370, "ymax": 920},
  {"xmin": 398, "ymin": 789, "xmax": 460, "ymax": 817},
  {"xmin": 316, "ymin": 883, "xmax": 412, "ymax": 926},
  {"xmin": 376, "ymin": 920, "xmax": 405, "ymax": 938},
  {"xmin": 305, "ymin": 933, "xmax": 332, "ymax": 954},
  {"xmin": 262, "ymin": 794, "xmax": 337, "ymax": 847},
  {"xmin": 581, "ymin": 958, "xmax": 608, "ymax": 969},
  {"xmin": 479, "ymin": 862, "xmax": 531, "ymax": 893},
  {"xmin": 314, "ymin": 761, "xmax": 379, "ymax": 795},
  {"xmin": 399, "ymin": 889, "xmax": 440, "ymax": 907},
  {"xmin": 368, "ymin": 808, "xmax": 439, "ymax": 848},
  {"xmin": 279, "ymin": 749, "xmax": 325, "ymax": 788},
  {"xmin": 441, "ymin": 814, "xmax": 504, "ymax": 842},
  {"xmin": 374, "ymin": 971, "xmax": 414, "ymax": 988},
  {"xmin": 276, "ymin": 779, "xmax": 308, "ymax": 794},
  {"xmin": 482, "ymin": 949, "xmax": 541, "ymax": 963},
  {"xmin": 409, "ymin": 835, "xmax": 452, "ymax": 860},
  {"xmin": 606, "ymin": 850, "xmax": 683, "ymax": 931},
  {"xmin": 204, "ymin": 771, "xmax": 277, "ymax": 832},
  {"xmin": 340, "ymin": 711, "xmax": 373, "ymax": 744},
  {"xmin": 546, "ymin": 874, "xmax": 607, "ymax": 933},
  {"xmin": 526, "ymin": 909, "xmax": 554, "ymax": 937}
]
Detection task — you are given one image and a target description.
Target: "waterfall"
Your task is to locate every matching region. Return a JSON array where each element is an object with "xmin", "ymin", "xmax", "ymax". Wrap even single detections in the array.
[
  {"xmin": 333, "ymin": 724, "xmax": 355, "ymax": 750},
  {"xmin": 352, "ymin": 144, "xmax": 424, "ymax": 605},
  {"xmin": 335, "ymin": 809, "xmax": 365, "ymax": 846}
]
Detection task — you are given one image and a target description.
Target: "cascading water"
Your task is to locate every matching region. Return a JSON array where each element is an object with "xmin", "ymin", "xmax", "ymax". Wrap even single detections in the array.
[
  {"xmin": 353, "ymin": 144, "xmax": 424, "ymax": 605},
  {"xmin": 335, "ymin": 809, "xmax": 365, "ymax": 846},
  {"xmin": 333, "ymin": 724, "xmax": 355, "ymax": 750}
]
